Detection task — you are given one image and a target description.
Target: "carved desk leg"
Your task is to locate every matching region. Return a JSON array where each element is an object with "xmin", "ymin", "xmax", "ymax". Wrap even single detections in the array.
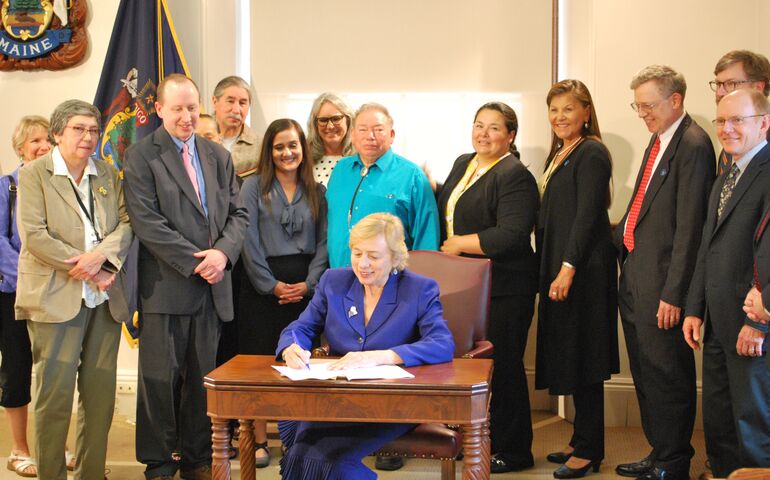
[
  {"xmin": 211, "ymin": 418, "xmax": 231, "ymax": 480},
  {"xmin": 462, "ymin": 422, "xmax": 489, "ymax": 480},
  {"xmin": 239, "ymin": 419, "xmax": 256, "ymax": 480}
]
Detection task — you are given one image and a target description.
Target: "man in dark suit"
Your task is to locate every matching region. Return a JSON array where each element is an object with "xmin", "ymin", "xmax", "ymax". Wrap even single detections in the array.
[
  {"xmin": 684, "ymin": 89, "xmax": 770, "ymax": 477},
  {"xmin": 123, "ymin": 74, "xmax": 247, "ymax": 480},
  {"xmin": 711, "ymin": 50, "xmax": 770, "ymax": 175},
  {"xmin": 614, "ymin": 65, "xmax": 715, "ymax": 480}
]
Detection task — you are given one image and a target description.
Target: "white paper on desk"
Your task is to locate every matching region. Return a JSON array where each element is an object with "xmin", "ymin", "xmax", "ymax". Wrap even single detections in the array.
[{"xmin": 272, "ymin": 361, "xmax": 414, "ymax": 381}]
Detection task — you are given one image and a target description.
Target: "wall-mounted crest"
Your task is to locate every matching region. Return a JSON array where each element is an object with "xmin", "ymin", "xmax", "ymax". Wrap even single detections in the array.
[{"xmin": 0, "ymin": 0, "xmax": 87, "ymax": 71}]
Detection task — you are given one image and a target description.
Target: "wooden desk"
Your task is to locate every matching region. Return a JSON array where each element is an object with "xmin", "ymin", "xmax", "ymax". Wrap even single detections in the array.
[{"xmin": 205, "ymin": 355, "xmax": 493, "ymax": 480}]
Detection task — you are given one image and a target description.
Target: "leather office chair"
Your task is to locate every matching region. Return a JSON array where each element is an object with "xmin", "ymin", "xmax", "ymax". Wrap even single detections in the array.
[{"xmin": 375, "ymin": 250, "xmax": 493, "ymax": 480}]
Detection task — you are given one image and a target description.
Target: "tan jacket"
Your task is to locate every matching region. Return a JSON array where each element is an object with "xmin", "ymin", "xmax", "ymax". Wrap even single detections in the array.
[
  {"xmin": 15, "ymin": 152, "xmax": 133, "ymax": 323},
  {"xmin": 230, "ymin": 124, "xmax": 260, "ymax": 179}
]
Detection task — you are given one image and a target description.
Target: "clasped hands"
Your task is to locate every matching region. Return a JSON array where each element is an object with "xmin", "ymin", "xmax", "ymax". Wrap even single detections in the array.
[
  {"xmin": 274, "ymin": 281, "xmax": 308, "ymax": 304},
  {"xmin": 65, "ymin": 251, "xmax": 115, "ymax": 291},
  {"xmin": 282, "ymin": 343, "xmax": 397, "ymax": 371}
]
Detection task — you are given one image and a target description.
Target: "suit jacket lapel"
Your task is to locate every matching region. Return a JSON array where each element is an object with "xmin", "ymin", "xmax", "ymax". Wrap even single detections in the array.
[
  {"xmin": 45, "ymin": 155, "xmax": 82, "ymax": 218},
  {"xmin": 343, "ymin": 280, "xmax": 366, "ymax": 339},
  {"xmin": 439, "ymin": 154, "xmax": 472, "ymax": 210},
  {"xmin": 637, "ymin": 116, "xmax": 691, "ymax": 225},
  {"xmin": 198, "ymin": 139, "xmax": 218, "ymax": 237},
  {"xmin": 714, "ymin": 144, "xmax": 770, "ymax": 234},
  {"xmin": 91, "ymin": 161, "xmax": 112, "ymax": 233},
  {"xmin": 365, "ymin": 272, "xmax": 398, "ymax": 336},
  {"xmin": 156, "ymin": 130, "xmax": 206, "ymax": 217}
]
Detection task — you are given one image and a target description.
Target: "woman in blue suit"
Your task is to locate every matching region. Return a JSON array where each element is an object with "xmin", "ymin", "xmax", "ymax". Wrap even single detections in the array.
[{"xmin": 276, "ymin": 212, "xmax": 455, "ymax": 480}]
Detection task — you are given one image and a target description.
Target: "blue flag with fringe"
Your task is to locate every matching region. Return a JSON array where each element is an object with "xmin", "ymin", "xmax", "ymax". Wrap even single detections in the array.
[{"xmin": 93, "ymin": 0, "xmax": 190, "ymax": 347}]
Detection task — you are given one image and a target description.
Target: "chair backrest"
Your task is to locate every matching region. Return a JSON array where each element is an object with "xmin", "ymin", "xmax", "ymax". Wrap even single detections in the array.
[{"xmin": 407, "ymin": 250, "xmax": 491, "ymax": 356}]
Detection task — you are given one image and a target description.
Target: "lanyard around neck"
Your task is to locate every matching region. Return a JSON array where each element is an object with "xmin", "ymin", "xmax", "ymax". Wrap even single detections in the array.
[{"xmin": 69, "ymin": 179, "xmax": 102, "ymax": 243}]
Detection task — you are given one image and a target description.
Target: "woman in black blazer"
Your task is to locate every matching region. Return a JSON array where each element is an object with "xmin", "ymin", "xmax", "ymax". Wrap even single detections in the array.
[
  {"xmin": 536, "ymin": 80, "xmax": 618, "ymax": 478},
  {"xmin": 437, "ymin": 102, "xmax": 540, "ymax": 473}
]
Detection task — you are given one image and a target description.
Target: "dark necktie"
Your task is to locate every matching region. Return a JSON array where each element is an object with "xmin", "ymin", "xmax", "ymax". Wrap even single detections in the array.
[
  {"xmin": 624, "ymin": 136, "xmax": 660, "ymax": 252},
  {"xmin": 717, "ymin": 163, "xmax": 740, "ymax": 220}
]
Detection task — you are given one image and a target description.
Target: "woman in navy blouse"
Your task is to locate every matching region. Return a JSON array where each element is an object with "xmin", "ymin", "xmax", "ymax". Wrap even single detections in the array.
[{"xmin": 277, "ymin": 213, "xmax": 454, "ymax": 480}]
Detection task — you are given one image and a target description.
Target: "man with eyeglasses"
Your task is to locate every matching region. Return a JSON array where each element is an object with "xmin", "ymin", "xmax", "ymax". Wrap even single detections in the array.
[
  {"xmin": 212, "ymin": 75, "xmax": 261, "ymax": 182},
  {"xmin": 614, "ymin": 65, "xmax": 715, "ymax": 480},
  {"xmin": 325, "ymin": 102, "xmax": 439, "ymax": 272},
  {"xmin": 683, "ymin": 88, "xmax": 770, "ymax": 477},
  {"xmin": 711, "ymin": 50, "xmax": 770, "ymax": 175}
]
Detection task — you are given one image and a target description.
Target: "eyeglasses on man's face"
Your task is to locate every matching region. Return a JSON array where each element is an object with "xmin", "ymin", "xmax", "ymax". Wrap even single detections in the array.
[
  {"xmin": 709, "ymin": 79, "xmax": 753, "ymax": 93},
  {"xmin": 712, "ymin": 114, "xmax": 767, "ymax": 128}
]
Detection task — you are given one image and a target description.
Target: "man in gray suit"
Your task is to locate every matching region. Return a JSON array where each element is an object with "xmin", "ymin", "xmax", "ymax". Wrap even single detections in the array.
[
  {"xmin": 614, "ymin": 65, "xmax": 715, "ymax": 480},
  {"xmin": 684, "ymin": 88, "xmax": 770, "ymax": 477},
  {"xmin": 124, "ymin": 74, "xmax": 247, "ymax": 480}
]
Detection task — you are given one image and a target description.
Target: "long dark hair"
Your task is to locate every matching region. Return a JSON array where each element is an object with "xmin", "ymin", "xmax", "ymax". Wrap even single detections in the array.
[
  {"xmin": 474, "ymin": 102, "xmax": 519, "ymax": 155},
  {"xmin": 545, "ymin": 79, "xmax": 612, "ymax": 205},
  {"xmin": 257, "ymin": 119, "xmax": 320, "ymax": 219}
]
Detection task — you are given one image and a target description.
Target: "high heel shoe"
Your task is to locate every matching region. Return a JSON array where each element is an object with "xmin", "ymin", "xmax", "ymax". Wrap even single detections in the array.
[
  {"xmin": 553, "ymin": 459, "xmax": 601, "ymax": 479},
  {"xmin": 547, "ymin": 451, "xmax": 572, "ymax": 464}
]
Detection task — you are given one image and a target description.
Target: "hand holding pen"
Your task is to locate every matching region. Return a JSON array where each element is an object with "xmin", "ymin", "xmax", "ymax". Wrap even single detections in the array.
[{"xmin": 283, "ymin": 331, "xmax": 311, "ymax": 370}]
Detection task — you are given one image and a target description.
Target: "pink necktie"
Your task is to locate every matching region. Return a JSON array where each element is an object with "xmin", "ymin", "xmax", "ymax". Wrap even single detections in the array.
[{"xmin": 182, "ymin": 143, "xmax": 202, "ymax": 206}]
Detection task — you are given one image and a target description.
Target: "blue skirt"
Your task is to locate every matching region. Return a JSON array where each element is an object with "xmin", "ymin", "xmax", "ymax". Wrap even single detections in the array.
[{"xmin": 279, "ymin": 420, "xmax": 416, "ymax": 479}]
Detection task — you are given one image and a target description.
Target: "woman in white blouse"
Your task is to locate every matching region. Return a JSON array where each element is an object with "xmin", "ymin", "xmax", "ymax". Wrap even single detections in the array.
[{"xmin": 306, "ymin": 93, "xmax": 355, "ymax": 186}]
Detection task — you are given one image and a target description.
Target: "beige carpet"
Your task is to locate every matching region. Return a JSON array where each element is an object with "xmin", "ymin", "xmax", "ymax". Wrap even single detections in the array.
[{"xmin": 0, "ymin": 411, "xmax": 706, "ymax": 479}]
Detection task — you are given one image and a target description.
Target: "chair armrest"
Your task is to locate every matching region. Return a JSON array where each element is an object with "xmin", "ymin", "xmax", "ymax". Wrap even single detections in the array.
[
  {"xmin": 728, "ymin": 468, "xmax": 770, "ymax": 479},
  {"xmin": 462, "ymin": 340, "xmax": 493, "ymax": 359},
  {"xmin": 312, "ymin": 345, "xmax": 330, "ymax": 357}
]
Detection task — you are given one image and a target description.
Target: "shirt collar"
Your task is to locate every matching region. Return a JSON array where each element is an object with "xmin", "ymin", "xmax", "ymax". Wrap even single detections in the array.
[
  {"xmin": 169, "ymin": 132, "xmax": 197, "ymax": 154},
  {"xmin": 352, "ymin": 148, "xmax": 395, "ymax": 172},
  {"xmin": 658, "ymin": 111, "xmax": 687, "ymax": 143},
  {"xmin": 734, "ymin": 139, "xmax": 768, "ymax": 172},
  {"xmin": 52, "ymin": 146, "xmax": 97, "ymax": 179}
]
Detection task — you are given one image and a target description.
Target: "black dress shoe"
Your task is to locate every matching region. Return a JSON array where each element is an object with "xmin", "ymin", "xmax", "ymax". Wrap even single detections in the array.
[
  {"xmin": 616, "ymin": 456, "xmax": 653, "ymax": 477},
  {"xmin": 374, "ymin": 455, "xmax": 404, "ymax": 471},
  {"xmin": 490, "ymin": 454, "xmax": 534, "ymax": 473},
  {"xmin": 547, "ymin": 451, "xmax": 572, "ymax": 464},
  {"xmin": 553, "ymin": 460, "xmax": 601, "ymax": 479},
  {"xmin": 637, "ymin": 467, "xmax": 688, "ymax": 480}
]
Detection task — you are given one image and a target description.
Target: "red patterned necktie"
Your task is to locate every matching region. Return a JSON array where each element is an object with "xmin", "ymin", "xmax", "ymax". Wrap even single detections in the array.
[{"xmin": 624, "ymin": 136, "xmax": 660, "ymax": 252}]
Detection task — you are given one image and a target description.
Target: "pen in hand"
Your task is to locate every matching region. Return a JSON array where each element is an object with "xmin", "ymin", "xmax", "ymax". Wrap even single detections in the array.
[{"xmin": 291, "ymin": 330, "xmax": 310, "ymax": 370}]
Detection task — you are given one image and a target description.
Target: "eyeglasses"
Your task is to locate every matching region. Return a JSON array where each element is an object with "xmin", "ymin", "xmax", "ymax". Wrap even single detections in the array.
[
  {"xmin": 317, "ymin": 115, "xmax": 346, "ymax": 126},
  {"xmin": 712, "ymin": 114, "xmax": 767, "ymax": 128},
  {"xmin": 355, "ymin": 126, "xmax": 388, "ymax": 137},
  {"xmin": 709, "ymin": 80, "xmax": 753, "ymax": 93},
  {"xmin": 630, "ymin": 101, "xmax": 660, "ymax": 113},
  {"xmin": 65, "ymin": 125, "xmax": 100, "ymax": 138}
]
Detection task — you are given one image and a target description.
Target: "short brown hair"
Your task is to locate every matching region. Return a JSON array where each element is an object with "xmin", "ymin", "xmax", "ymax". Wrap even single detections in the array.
[
  {"xmin": 157, "ymin": 74, "xmax": 199, "ymax": 104},
  {"xmin": 714, "ymin": 50, "xmax": 770, "ymax": 97}
]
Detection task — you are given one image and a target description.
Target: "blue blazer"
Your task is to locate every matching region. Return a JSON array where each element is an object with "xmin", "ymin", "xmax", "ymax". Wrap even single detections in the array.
[
  {"xmin": 276, "ymin": 268, "xmax": 454, "ymax": 367},
  {"xmin": 0, "ymin": 169, "xmax": 20, "ymax": 293}
]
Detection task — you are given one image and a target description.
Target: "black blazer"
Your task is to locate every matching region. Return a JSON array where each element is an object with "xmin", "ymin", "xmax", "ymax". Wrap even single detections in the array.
[
  {"xmin": 437, "ymin": 152, "xmax": 539, "ymax": 297},
  {"xmin": 686, "ymin": 143, "xmax": 770, "ymax": 347},
  {"xmin": 124, "ymin": 127, "xmax": 248, "ymax": 320},
  {"xmin": 613, "ymin": 114, "xmax": 715, "ymax": 309}
]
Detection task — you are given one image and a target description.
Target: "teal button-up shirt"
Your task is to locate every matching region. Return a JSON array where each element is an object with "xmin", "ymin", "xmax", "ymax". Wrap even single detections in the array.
[{"xmin": 326, "ymin": 149, "xmax": 440, "ymax": 267}]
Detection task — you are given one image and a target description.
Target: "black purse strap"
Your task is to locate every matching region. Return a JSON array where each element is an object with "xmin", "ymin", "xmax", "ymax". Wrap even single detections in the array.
[{"xmin": 7, "ymin": 175, "xmax": 16, "ymax": 239}]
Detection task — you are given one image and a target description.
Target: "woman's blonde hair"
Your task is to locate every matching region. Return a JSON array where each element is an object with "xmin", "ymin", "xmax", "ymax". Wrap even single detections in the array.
[
  {"xmin": 349, "ymin": 213, "xmax": 409, "ymax": 271},
  {"xmin": 12, "ymin": 115, "xmax": 49, "ymax": 159}
]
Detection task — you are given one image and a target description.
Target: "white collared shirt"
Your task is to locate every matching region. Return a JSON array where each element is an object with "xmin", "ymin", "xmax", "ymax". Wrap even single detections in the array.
[
  {"xmin": 732, "ymin": 139, "xmax": 768, "ymax": 185},
  {"xmin": 52, "ymin": 147, "xmax": 108, "ymax": 308}
]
